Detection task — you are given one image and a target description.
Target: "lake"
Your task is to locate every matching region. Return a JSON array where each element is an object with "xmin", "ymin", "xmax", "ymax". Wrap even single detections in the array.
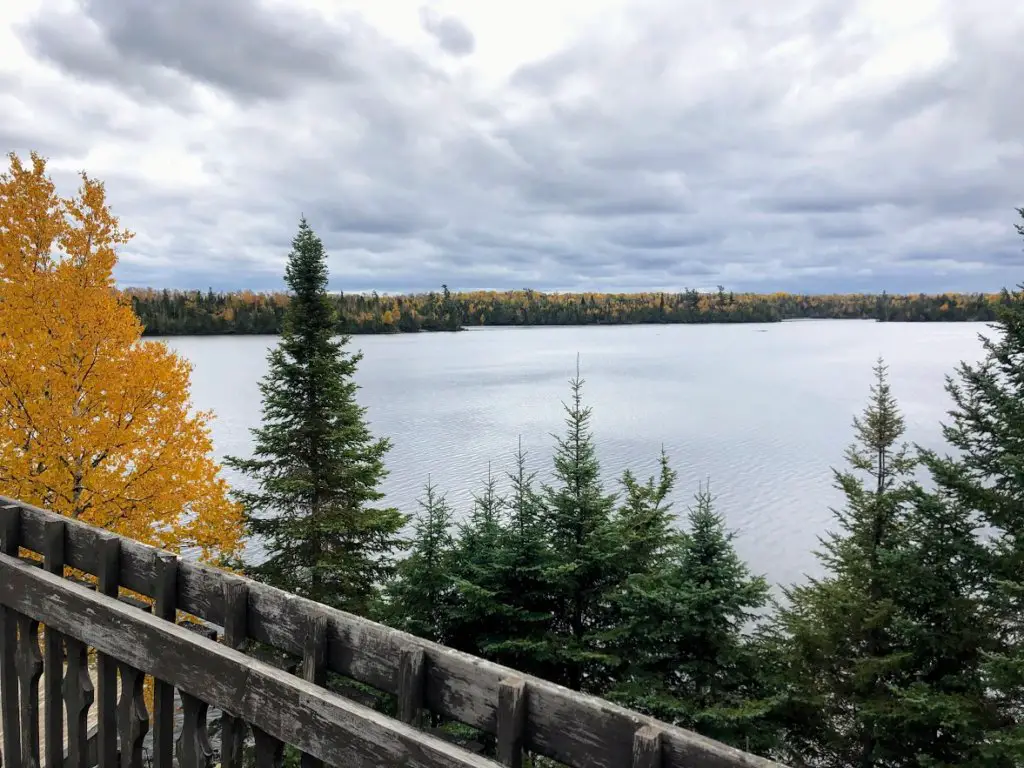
[{"xmin": 164, "ymin": 320, "xmax": 992, "ymax": 590}]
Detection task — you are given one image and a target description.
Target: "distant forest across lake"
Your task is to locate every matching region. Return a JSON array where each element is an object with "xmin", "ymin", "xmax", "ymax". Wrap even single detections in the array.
[{"xmin": 125, "ymin": 285, "xmax": 1008, "ymax": 336}]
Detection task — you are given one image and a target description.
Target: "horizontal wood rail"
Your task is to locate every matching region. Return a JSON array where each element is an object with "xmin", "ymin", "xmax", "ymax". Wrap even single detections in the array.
[{"xmin": 0, "ymin": 497, "xmax": 786, "ymax": 768}]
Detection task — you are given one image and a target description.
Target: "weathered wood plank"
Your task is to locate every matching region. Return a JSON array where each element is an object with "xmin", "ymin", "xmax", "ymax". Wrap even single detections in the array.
[
  {"xmin": 95, "ymin": 534, "xmax": 120, "ymax": 768},
  {"xmin": 300, "ymin": 612, "xmax": 327, "ymax": 768},
  {"xmin": 398, "ymin": 646, "xmax": 426, "ymax": 727},
  {"xmin": 0, "ymin": 504, "xmax": 22, "ymax": 768},
  {"xmin": 0, "ymin": 557, "xmax": 503, "ymax": 768},
  {"xmin": 42, "ymin": 519, "xmax": 65, "ymax": 768},
  {"xmin": 220, "ymin": 577, "xmax": 248, "ymax": 768},
  {"xmin": 152, "ymin": 550, "xmax": 179, "ymax": 768},
  {"xmin": 15, "ymin": 612, "xmax": 43, "ymax": 768},
  {"xmin": 633, "ymin": 725, "xmax": 662, "ymax": 768},
  {"xmin": 496, "ymin": 677, "xmax": 525, "ymax": 768}
]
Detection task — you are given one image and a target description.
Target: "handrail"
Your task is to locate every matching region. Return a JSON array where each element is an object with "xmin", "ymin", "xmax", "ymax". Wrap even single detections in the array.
[
  {"xmin": 0, "ymin": 497, "xmax": 786, "ymax": 768},
  {"xmin": 0, "ymin": 552, "xmax": 498, "ymax": 768}
]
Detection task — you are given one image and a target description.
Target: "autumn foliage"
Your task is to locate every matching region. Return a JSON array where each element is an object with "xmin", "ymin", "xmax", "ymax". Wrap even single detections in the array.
[{"xmin": 0, "ymin": 152, "xmax": 242, "ymax": 562}]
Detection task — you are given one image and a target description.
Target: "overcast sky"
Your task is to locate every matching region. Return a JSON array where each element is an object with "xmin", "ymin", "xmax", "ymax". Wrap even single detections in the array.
[{"xmin": 2, "ymin": 0, "xmax": 1022, "ymax": 294}]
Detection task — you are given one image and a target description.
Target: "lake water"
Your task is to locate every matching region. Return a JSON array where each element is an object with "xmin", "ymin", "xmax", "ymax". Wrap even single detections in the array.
[{"xmin": 164, "ymin": 320, "xmax": 992, "ymax": 591}]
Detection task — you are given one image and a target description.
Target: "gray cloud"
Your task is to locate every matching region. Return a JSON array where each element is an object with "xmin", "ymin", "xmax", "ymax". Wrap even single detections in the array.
[
  {"xmin": 419, "ymin": 7, "xmax": 475, "ymax": 57},
  {"xmin": 3, "ymin": 0, "xmax": 1023, "ymax": 295}
]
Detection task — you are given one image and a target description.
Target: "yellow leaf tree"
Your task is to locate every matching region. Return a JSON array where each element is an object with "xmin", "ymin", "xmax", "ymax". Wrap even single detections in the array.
[{"xmin": 0, "ymin": 151, "xmax": 243, "ymax": 563}]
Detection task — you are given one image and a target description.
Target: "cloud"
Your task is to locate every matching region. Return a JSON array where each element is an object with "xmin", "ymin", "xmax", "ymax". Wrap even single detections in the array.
[
  {"xmin": 419, "ymin": 7, "xmax": 475, "ymax": 57},
  {"xmin": 1, "ymin": 0, "xmax": 1022, "ymax": 294}
]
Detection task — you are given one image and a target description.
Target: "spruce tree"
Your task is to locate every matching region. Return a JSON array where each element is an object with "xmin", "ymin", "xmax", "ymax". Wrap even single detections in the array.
[
  {"xmin": 918, "ymin": 262, "xmax": 1024, "ymax": 762},
  {"xmin": 540, "ymin": 363, "xmax": 620, "ymax": 692},
  {"xmin": 482, "ymin": 440, "xmax": 556, "ymax": 679},
  {"xmin": 610, "ymin": 484, "xmax": 771, "ymax": 752},
  {"xmin": 383, "ymin": 481, "xmax": 457, "ymax": 643},
  {"xmin": 769, "ymin": 358, "xmax": 1001, "ymax": 766},
  {"xmin": 225, "ymin": 218, "xmax": 406, "ymax": 615},
  {"xmin": 446, "ymin": 466, "xmax": 507, "ymax": 656}
]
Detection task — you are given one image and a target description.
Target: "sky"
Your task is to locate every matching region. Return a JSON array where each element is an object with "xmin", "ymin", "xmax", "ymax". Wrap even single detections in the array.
[{"xmin": 1, "ymin": 0, "xmax": 1022, "ymax": 295}]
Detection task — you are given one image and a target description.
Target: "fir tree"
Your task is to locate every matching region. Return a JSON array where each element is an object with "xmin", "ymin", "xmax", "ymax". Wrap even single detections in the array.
[
  {"xmin": 540, "ymin": 362, "xmax": 620, "ymax": 692},
  {"xmin": 383, "ymin": 480, "xmax": 457, "ymax": 643},
  {"xmin": 225, "ymin": 218, "xmax": 406, "ymax": 614}
]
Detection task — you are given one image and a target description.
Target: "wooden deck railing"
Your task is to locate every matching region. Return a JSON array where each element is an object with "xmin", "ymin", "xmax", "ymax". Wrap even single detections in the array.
[{"xmin": 0, "ymin": 497, "xmax": 786, "ymax": 768}]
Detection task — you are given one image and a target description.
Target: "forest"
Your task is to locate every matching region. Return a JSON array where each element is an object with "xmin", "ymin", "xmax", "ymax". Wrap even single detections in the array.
[{"xmin": 125, "ymin": 284, "xmax": 1005, "ymax": 335}]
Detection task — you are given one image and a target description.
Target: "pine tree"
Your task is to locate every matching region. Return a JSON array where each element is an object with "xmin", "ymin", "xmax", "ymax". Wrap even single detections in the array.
[
  {"xmin": 540, "ymin": 362, "xmax": 620, "ymax": 692},
  {"xmin": 225, "ymin": 218, "xmax": 406, "ymax": 614},
  {"xmin": 383, "ymin": 481, "xmax": 457, "ymax": 643}
]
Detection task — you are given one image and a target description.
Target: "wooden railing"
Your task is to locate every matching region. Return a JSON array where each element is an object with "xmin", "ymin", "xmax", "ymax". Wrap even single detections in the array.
[{"xmin": 0, "ymin": 497, "xmax": 786, "ymax": 768}]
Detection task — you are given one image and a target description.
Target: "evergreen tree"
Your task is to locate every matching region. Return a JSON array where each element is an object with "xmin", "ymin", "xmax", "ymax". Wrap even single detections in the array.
[
  {"xmin": 482, "ymin": 440, "xmax": 557, "ymax": 679},
  {"xmin": 769, "ymin": 359, "xmax": 1001, "ymax": 766},
  {"xmin": 612, "ymin": 448, "xmax": 681, "ymax": 578},
  {"xmin": 225, "ymin": 218, "xmax": 406, "ymax": 614},
  {"xmin": 447, "ymin": 465, "xmax": 507, "ymax": 656},
  {"xmin": 918, "ymin": 264, "xmax": 1024, "ymax": 762},
  {"xmin": 770, "ymin": 359, "xmax": 917, "ymax": 766},
  {"xmin": 383, "ymin": 481, "xmax": 457, "ymax": 643},
  {"xmin": 540, "ymin": 363, "xmax": 620, "ymax": 692},
  {"xmin": 610, "ymin": 484, "xmax": 771, "ymax": 752}
]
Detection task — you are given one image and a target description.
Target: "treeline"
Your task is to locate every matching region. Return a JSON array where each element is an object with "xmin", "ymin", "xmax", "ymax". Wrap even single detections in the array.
[
  {"xmin": 125, "ymin": 285, "xmax": 1006, "ymax": 336},
  {"xmin": 226, "ymin": 212, "xmax": 1024, "ymax": 766}
]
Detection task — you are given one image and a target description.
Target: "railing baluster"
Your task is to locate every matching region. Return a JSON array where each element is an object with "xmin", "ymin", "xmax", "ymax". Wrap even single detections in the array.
[
  {"xmin": 251, "ymin": 726, "xmax": 284, "ymax": 768},
  {"xmin": 95, "ymin": 533, "xmax": 121, "ymax": 768},
  {"xmin": 152, "ymin": 551, "xmax": 179, "ymax": 768},
  {"xmin": 118, "ymin": 595, "xmax": 152, "ymax": 768},
  {"xmin": 497, "ymin": 677, "xmax": 526, "ymax": 768},
  {"xmin": 220, "ymin": 578, "xmax": 249, "ymax": 768},
  {"xmin": 0, "ymin": 504, "xmax": 22, "ymax": 768},
  {"xmin": 42, "ymin": 519, "xmax": 65, "ymax": 768},
  {"xmin": 632, "ymin": 725, "xmax": 663, "ymax": 768},
  {"xmin": 176, "ymin": 623, "xmax": 216, "ymax": 768},
  {"xmin": 397, "ymin": 645, "xmax": 426, "ymax": 728},
  {"xmin": 63, "ymin": 578, "xmax": 95, "ymax": 768},
  {"xmin": 300, "ymin": 612, "xmax": 327, "ymax": 768},
  {"xmin": 15, "ymin": 612, "xmax": 43, "ymax": 768}
]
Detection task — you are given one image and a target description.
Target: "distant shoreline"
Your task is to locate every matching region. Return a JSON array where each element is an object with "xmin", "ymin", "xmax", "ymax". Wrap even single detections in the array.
[{"xmin": 126, "ymin": 287, "xmax": 1007, "ymax": 337}]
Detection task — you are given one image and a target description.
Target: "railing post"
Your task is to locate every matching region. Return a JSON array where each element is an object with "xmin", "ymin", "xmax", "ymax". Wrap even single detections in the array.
[
  {"xmin": 152, "ymin": 551, "xmax": 179, "ymax": 768},
  {"xmin": 117, "ymin": 596, "xmax": 152, "ymax": 768},
  {"xmin": 15, "ymin": 611, "xmax": 43, "ymax": 768},
  {"xmin": 63, "ymin": 577, "xmax": 95, "ymax": 768},
  {"xmin": 632, "ymin": 725, "xmax": 663, "ymax": 768},
  {"xmin": 176, "ymin": 622, "xmax": 216, "ymax": 768},
  {"xmin": 0, "ymin": 504, "xmax": 22, "ymax": 768},
  {"xmin": 42, "ymin": 519, "xmax": 65, "ymax": 768},
  {"xmin": 397, "ymin": 645, "xmax": 426, "ymax": 727},
  {"xmin": 300, "ymin": 611, "xmax": 328, "ymax": 768},
  {"xmin": 220, "ymin": 578, "xmax": 249, "ymax": 768},
  {"xmin": 497, "ymin": 677, "xmax": 526, "ymax": 768},
  {"xmin": 95, "ymin": 533, "xmax": 121, "ymax": 768}
]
